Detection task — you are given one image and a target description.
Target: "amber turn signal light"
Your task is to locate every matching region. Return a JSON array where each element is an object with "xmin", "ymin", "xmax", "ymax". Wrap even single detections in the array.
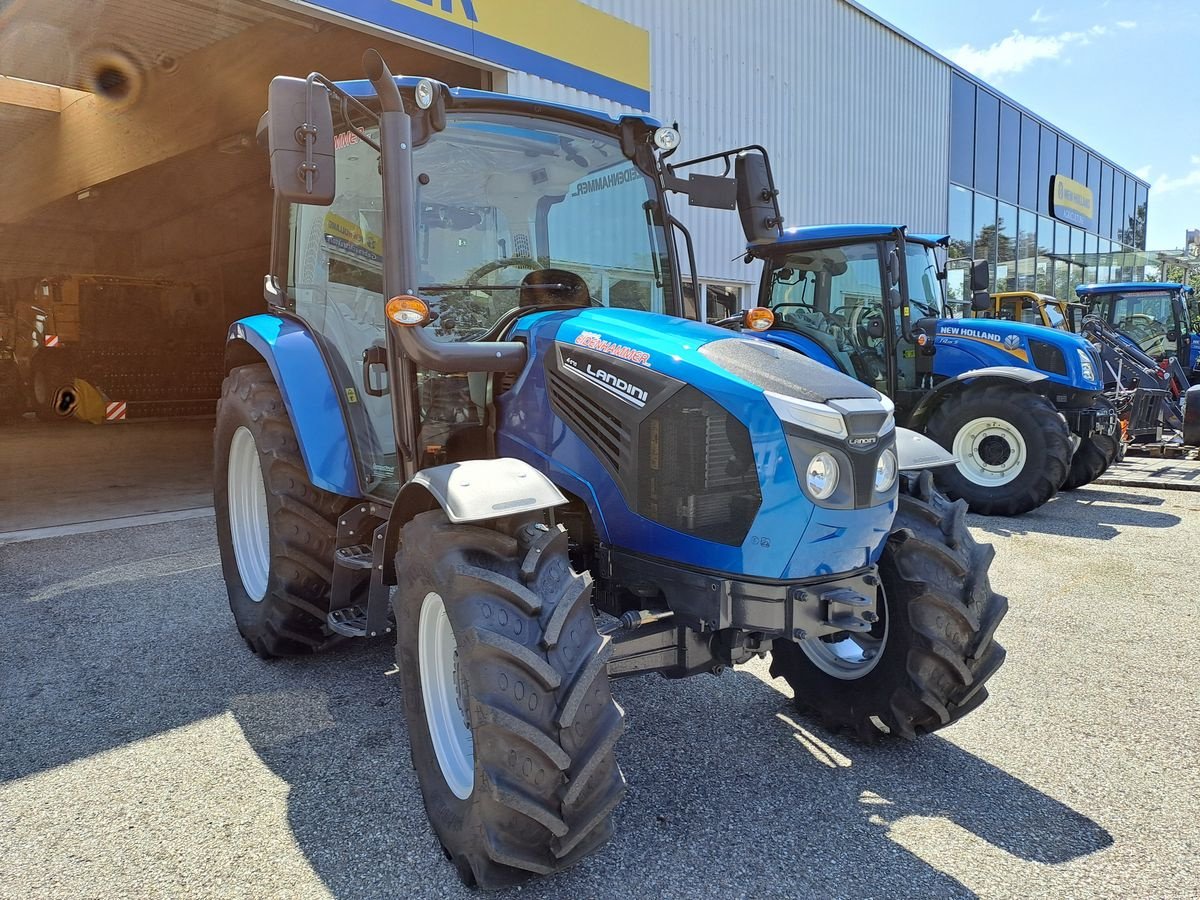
[
  {"xmin": 744, "ymin": 307, "xmax": 775, "ymax": 331},
  {"xmin": 386, "ymin": 295, "xmax": 430, "ymax": 326}
]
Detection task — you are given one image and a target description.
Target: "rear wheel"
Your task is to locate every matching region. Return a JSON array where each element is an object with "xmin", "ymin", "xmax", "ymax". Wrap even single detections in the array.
[
  {"xmin": 213, "ymin": 363, "xmax": 354, "ymax": 656},
  {"xmin": 925, "ymin": 383, "xmax": 1071, "ymax": 516},
  {"xmin": 770, "ymin": 471, "xmax": 1008, "ymax": 741},
  {"xmin": 395, "ymin": 511, "xmax": 625, "ymax": 889}
]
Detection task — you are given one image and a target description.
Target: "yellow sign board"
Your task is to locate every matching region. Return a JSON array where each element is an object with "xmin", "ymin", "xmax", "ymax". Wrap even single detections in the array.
[
  {"xmin": 304, "ymin": 0, "xmax": 650, "ymax": 108},
  {"xmin": 1051, "ymin": 175, "xmax": 1095, "ymax": 228}
]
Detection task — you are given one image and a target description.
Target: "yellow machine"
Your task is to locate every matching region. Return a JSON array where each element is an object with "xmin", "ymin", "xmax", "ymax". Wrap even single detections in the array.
[
  {"xmin": 9, "ymin": 274, "xmax": 220, "ymax": 420},
  {"xmin": 975, "ymin": 290, "xmax": 1078, "ymax": 331}
]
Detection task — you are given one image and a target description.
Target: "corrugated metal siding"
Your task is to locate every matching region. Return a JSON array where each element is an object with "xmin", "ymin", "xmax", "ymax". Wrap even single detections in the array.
[{"xmin": 509, "ymin": 0, "xmax": 951, "ymax": 287}]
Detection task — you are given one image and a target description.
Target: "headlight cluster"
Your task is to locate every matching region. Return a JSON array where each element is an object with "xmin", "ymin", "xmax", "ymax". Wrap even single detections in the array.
[
  {"xmin": 766, "ymin": 390, "xmax": 898, "ymax": 506},
  {"xmin": 1077, "ymin": 347, "xmax": 1098, "ymax": 384}
]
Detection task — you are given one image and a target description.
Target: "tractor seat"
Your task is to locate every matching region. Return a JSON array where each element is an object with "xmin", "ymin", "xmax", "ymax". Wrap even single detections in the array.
[{"xmin": 519, "ymin": 268, "xmax": 590, "ymax": 308}]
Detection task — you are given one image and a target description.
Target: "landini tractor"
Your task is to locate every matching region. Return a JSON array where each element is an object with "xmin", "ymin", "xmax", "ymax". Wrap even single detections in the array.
[
  {"xmin": 740, "ymin": 226, "xmax": 1117, "ymax": 514},
  {"xmin": 214, "ymin": 53, "xmax": 1007, "ymax": 889}
]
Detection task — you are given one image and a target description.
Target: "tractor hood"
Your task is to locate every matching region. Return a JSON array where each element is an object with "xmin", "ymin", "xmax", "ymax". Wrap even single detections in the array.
[
  {"xmin": 935, "ymin": 318, "xmax": 1102, "ymax": 390},
  {"xmin": 513, "ymin": 306, "xmax": 881, "ymax": 403},
  {"xmin": 501, "ymin": 307, "xmax": 897, "ymax": 581}
]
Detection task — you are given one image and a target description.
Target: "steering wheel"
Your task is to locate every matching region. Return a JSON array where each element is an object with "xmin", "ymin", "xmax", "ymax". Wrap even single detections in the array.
[
  {"xmin": 844, "ymin": 305, "xmax": 886, "ymax": 346},
  {"xmin": 771, "ymin": 302, "xmax": 816, "ymax": 315}
]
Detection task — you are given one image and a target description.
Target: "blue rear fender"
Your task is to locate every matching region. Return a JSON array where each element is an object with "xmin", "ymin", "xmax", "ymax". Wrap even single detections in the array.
[
  {"xmin": 225, "ymin": 314, "xmax": 360, "ymax": 497},
  {"xmin": 497, "ymin": 308, "xmax": 895, "ymax": 580}
]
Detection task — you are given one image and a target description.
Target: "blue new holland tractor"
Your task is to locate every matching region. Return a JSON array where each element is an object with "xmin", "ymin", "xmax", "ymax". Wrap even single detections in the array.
[
  {"xmin": 738, "ymin": 225, "xmax": 1118, "ymax": 515},
  {"xmin": 213, "ymin": 53, "xmax": 1007, "ymax": 889},
  {"xmin": 1075, "ymin": 281, "xmax": 1199, "ymax": 383}
]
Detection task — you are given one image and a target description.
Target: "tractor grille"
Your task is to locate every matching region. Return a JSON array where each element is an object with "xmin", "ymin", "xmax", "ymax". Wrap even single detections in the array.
[
  {"xmin": 546, "ymin": 367, "xmax": 632, "ymax": 475},
  {"xmin": 636, "ymin": 385, "xmax": 759, "ymax": 546},
  {"xmin": 1029, "ymin": 339, "xmax": 1067, "ymax": 376}
]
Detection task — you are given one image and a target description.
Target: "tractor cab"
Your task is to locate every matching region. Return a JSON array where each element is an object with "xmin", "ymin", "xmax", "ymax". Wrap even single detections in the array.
[{"xmin": 1075, "ymin": 282, "xmax": 1199, "ymax": 383}]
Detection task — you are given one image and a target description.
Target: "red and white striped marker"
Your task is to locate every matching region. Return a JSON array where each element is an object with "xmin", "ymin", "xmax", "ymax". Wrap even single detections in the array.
[
  {"xmin": 105, "ymin": 401, "xmax": 127, "ymax": 421},
  {"xmin": 43, "ymin": 334, "xmax": 59, "ymax": 347}
]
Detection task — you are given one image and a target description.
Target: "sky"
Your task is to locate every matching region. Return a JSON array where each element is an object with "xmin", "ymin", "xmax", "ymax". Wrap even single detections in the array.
[{"xmin": 857, "ymin": 0, "xmax": 1200, "ymax": 250}]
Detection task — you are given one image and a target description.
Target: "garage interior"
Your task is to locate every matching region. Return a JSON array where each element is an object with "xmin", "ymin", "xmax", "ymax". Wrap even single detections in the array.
[{"xmin": 0, "ymin": 0, "xmax": 486, "ymax": 536}]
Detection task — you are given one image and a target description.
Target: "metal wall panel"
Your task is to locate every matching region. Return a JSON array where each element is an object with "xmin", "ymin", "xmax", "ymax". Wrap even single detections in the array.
[{"xmin": 506, "ymin": 0, "xmax": 952, "ymax": 290}]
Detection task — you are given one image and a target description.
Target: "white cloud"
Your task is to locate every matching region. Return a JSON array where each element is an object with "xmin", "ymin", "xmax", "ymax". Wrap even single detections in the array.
[
  {"xmin": 1135, "ymin": 165, "xmax": 1153, "ymax": 181},
  {"xmin": 1153, "ymin": 169, "xmax": 1200, "ymax": 196},
  {"xmin": 1031, "ymin": 7, "xmax": 1051, "ymax": 23},
  {"xmin": 1116, "ymin": 20, "xmax": 1137, "ymax": 29},
  {"xmin": 945, "ymin": 24, "xmax": 1113, "ymax": 80}
]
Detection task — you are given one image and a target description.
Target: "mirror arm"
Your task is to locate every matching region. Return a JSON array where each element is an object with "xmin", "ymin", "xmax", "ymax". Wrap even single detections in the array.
[
  {"xmin": 667, "ymin": 212, "xmax": 702, "ymax": 319},
  {"xmin": 894, "ymin": 229, "xmax": 913, "ymax": 343}
]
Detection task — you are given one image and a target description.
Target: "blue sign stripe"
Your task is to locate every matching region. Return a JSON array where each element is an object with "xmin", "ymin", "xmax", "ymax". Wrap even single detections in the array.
[{"xmin": 301, "ymin": 0, "xmax": 650, "ymax": 109}]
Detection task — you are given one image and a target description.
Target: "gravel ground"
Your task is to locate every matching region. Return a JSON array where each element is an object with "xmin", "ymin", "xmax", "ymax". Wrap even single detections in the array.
[{"xmin": 2, "ymin": 483, "xmax": 1198, "ymax": 899}]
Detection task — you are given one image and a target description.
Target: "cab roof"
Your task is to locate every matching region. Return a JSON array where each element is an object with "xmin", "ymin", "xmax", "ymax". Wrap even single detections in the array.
[
  {"xmin": 336, "ymin": 76, "xmax": 660, "ymax": 130},
  {"xmin": 1075, "ymin": 282, "xmax": 1192, "ymax": 296},
  {"xmin": 753, "ymin": 224, "xmax": 946, "ymax": 254}
]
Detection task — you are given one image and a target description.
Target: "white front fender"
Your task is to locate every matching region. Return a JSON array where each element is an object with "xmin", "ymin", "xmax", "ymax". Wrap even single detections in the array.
[{"xmin": 896, "ymin": 428, "xmax": 958, "ymax": 471}]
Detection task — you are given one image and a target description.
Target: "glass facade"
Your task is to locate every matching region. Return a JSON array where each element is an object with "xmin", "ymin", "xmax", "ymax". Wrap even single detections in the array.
[{"xmin": 947, "ymin": 73, "xmax": 1148, "ymax": 299}]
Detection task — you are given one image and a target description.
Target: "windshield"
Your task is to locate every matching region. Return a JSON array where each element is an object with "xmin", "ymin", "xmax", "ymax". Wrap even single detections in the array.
[
  {"xmin": 1044, "ymin": 302, "xmax": 1067, "ymax": 330},
  {"xmin": 414, "ymin": 114, "xmax": 674, "ymax": 338},
  {"xmin": 904, "ymin": 242, "xmax": 944, "ymax": 318}
]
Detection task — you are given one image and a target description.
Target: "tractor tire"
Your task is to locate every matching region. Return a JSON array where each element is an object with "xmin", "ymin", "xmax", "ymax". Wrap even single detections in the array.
[
  {"xmin": 924, "ymin": 383, "xmax": 1072, "ymax": 516},
  {"xmin": 31, "ymin": 356, "xmax": 74, "ymax": 422},
  {"xmin": 213, "ymin": 363, "xmax": 354, "ymax": 656},
  {"xmin": 1060, "ymin": 403, "xmax": 1121, "ymax": 491},
  {"xmin": 769, "ymin": 470, "xmax": 1008, "ymax": 742},
  {"xmin": 395, "ymin": 511, "xmax": 625, "ymax": 890}
]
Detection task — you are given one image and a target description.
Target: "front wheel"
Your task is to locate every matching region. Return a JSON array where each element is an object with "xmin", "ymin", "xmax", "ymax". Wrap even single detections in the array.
[
  {"xmin": 924, "ymin": 383, "xmax": 1072, "ymax": 516},
  {"xmin": 1060, "ymin": 402, "xmax": 1121, "ymax": 490},
  {"xmin": 213, "ymin": 364, "xmax": 354, "ymax": 656},
  {"xmin": 395, "ymin": 511, "xmax": 625, "ymax": 889},
  {"xmin": 769, "ymin": 471, "xmax": 1008, "ymax": 741}
]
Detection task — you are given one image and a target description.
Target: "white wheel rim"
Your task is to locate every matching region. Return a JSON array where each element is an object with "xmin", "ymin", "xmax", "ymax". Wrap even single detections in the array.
[
  {"xmin": 952, "ymin": 416, "xmax": 1028, "ymax": 487},
  {"xmin": 419, "ymin": 591, "xmax": 474, "ymax": 800},
  {"xmin": 227, "ymin": 426, "xmax": 270, "ymax": 601}
]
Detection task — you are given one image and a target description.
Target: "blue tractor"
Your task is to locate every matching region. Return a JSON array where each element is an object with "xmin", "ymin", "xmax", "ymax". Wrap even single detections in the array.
[
  {"xmin": 738, "ymin": 225, "xmax": 1118, "ymax": 515},
  {"xmin": 1075, "ymin": 281, "xmax": 1199, "ymax": 383},
  {"xmin": 213, "ymin": 54, "xmax": 1007, "ymax": 888}
]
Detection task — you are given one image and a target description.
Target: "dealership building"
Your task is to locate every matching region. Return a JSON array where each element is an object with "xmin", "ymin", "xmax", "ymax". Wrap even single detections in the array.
[
  {"xmin": 0, "ymin": 0, "xmax": 1150, "ymax": 307},
  {"xmin": 0, "ymin": 0, "xmax": 1150, "ymax": 528}
]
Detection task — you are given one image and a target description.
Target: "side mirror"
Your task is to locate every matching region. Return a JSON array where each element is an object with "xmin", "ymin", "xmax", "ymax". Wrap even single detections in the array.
[
  {"xmin": 969, "ymin": 258, "xmax": 990, "ymax": 292},
  {"xmin": 886, "ymin": 249, "xmax": 901, "ymax": 287},
  {"xmin": 266, "ymin": 76, "xmax": 335, "ymax": 206},
  {"xmin": 735, "ymin": 151, "xmax": 781, "ymax": 245},
  {"xmin": 971, "ymin": 290, "xmax": 993, "ymax": 312}
]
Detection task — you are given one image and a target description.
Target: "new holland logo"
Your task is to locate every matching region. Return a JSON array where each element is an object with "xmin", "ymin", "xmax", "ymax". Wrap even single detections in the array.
[{"xmin": 1003, "ymin": 334, "xmax": 1022, "ymax": 349}]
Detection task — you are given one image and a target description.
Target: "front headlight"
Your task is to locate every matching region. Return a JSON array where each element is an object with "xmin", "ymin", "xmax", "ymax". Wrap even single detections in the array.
[
  {"xmin": 1077, "ymin": 348, "xmax": 1097, "ymax": 384},
  {"xmin": 874, "ymin": 448, "xmax": 898, "ymax": 492},
  {"xmin": 805, "ymin": 451, "xmax": 840, "ymax": 500}
]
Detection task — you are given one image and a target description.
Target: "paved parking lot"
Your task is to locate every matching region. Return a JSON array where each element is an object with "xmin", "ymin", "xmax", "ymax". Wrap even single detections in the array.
[{"xmin": 2, "ymin": 483, "xmax": 1198, "ymax": 899}]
